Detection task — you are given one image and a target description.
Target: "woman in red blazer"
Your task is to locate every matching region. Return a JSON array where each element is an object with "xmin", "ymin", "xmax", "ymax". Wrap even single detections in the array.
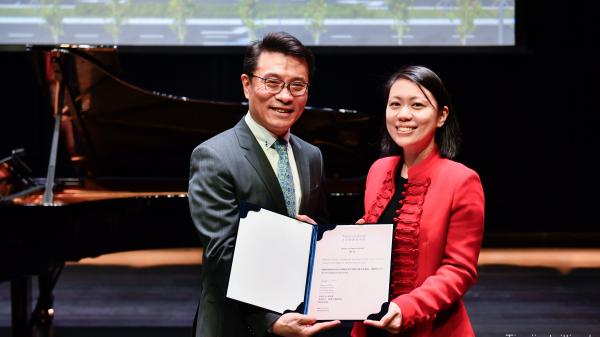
[{"xmin": 352, "ymin": 65, "xmax": 485, "ymax": 337}]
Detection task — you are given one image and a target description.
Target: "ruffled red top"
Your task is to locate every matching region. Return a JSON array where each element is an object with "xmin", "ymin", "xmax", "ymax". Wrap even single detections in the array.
[{"xmin": 362, "ymin": 157, "xmax": 432, "ymax": 301}]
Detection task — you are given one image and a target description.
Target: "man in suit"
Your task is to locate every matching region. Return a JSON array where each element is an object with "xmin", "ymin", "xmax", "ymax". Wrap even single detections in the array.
[{"xmin": 188, "ymin": 32, "xmax": 340, "ymax": 337}]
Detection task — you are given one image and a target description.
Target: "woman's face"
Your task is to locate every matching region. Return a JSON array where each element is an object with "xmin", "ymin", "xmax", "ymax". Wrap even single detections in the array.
[{"xmin": 386, "ymin": 78, "xmax": 448, "ymax": 160}]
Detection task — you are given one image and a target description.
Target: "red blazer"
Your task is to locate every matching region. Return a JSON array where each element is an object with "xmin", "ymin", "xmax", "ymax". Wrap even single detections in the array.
[{"xmin": 352, "ymin": 148, "xmax": 485, "ymax": 337}]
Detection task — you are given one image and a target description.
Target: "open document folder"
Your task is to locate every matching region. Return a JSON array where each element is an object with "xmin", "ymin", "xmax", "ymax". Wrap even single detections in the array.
[{"xmin": 226, "ymin": 203, "xmax": 393, "ymax": 321}]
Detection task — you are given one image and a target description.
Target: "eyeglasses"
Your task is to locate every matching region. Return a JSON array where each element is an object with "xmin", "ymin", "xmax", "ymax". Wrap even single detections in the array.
[{"xmin": 249, "ymin": 74, "xmax": 309, "ymax": 97}]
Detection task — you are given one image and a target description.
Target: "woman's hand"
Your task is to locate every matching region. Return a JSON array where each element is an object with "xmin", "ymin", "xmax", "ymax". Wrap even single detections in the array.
[
  {"xmin": 356, "ymin": 218, "xmax": 365, "ymax": 225},
  {"xmin": 363, "ymin": 302, "xmax": 402, "ymax": 334}
]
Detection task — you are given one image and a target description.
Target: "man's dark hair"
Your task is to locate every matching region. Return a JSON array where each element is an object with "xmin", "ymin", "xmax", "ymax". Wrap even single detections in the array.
[
  {"xmin": 380, "ymin": 65, "xmax": 462, "ymax": 159},
  {"xmin": 242, "ymin": 31, "xmax": 315, "ymax": 81}
]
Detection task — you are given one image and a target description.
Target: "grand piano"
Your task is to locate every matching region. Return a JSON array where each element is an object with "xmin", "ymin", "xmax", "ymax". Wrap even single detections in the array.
[{"xmin": 0, "ymin": 45, "xmax": 371, "ymax": 337}]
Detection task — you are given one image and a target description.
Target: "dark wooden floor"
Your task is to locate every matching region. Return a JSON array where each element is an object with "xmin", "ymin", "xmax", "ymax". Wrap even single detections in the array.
[{"xmin": 1, "ymin": 264, "xmax": 599, "ymax": 337}]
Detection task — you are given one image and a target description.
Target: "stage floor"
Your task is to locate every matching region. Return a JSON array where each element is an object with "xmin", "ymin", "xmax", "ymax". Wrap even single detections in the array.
[{"xmin": 2, "ymin": 248, "xmax": 600, "ymax": 337}]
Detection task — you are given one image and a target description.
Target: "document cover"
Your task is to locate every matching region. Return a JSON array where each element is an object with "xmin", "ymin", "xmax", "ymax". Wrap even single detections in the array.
[{"xmin": 226, "ymin": 203, "xmax": 393, "ymax": 320}]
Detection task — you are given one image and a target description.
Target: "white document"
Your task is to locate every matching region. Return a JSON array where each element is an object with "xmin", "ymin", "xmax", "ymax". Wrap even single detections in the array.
[
  {"xmin": 227, "ymin": 204, "xmax": 393, "ymax": 320},
  {"xmin": 306, "ymin": 224, "xmax": 393, "ymax": 320},
  {"xmin": 226, "ymin": 206, "xmax": 314, "ymax": 314}
]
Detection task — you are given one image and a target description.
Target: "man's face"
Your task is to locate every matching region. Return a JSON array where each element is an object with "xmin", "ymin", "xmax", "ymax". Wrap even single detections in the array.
[{"xmin": 241, "ymin": 51, "xmax": 309, "ymax": 137}]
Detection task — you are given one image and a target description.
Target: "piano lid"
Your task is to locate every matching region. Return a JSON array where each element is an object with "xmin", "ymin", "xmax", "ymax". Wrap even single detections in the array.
[{"xmin": 29, "ymin": 45, "xmax": 370, "ymax": 181}]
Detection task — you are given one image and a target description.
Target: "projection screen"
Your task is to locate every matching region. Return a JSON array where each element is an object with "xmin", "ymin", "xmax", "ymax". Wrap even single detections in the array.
[{"xmin": 0, "ymin": 0, "xmax": 514, "ymax": 46}]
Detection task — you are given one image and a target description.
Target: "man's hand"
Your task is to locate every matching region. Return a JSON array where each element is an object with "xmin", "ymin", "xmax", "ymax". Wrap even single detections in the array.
[
  {"xmin": 271, "ymin": 313, "xmax": 340, "ymax": 337},
  {"xmin": 363, "ymin": 302, "xmax": 402, "ymax": 334},
  {"xmin": 296, "ymin": 214, "xmax": 316, "ymax": 224}
]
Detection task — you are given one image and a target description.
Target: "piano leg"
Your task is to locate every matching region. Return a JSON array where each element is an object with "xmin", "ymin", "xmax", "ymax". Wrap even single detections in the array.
[
  {"xmin": 10, "ymin": 276, "xmax": 32, "ymax": 337},
  {"xmin": 30, "ymin": 263, "xmax": 64, "ymax": 337}
]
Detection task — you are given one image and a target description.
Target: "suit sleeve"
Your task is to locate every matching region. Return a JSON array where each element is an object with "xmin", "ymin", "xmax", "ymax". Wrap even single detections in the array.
[
  {"xmin": 313, "ymin": 149, "xmax": 330, "ymax": 225},
  {"xmin": 392, "ymin": 172, "xmax": 485, "ymax": 330},
  {"xmin": 189, "ymin": 144, "xmax": 238, "ymax": 293},
  {"xmin": 188, "ymin": 144, "xmax": 280, "ymax": 336}
]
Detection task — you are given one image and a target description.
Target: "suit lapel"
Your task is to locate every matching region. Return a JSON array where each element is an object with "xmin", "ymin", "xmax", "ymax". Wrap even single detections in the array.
[
  {"xmin": 234, "ymin": 119, "xmax": 287, "ymax": 213},
  {"xmin": 290, "ymin": 135, "xmax": 310, "ymax": 215}
]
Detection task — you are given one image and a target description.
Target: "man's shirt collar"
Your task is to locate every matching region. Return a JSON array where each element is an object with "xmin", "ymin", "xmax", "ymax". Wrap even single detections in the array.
[{"xmin": 245, "ymin": 112, "xmax": 291, "ymax": 150}]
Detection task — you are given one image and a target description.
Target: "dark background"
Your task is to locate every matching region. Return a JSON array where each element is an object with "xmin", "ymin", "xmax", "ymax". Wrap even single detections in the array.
[{"xmin": 2, "ymin": 1, "xmax": 598, "ymax": 245}]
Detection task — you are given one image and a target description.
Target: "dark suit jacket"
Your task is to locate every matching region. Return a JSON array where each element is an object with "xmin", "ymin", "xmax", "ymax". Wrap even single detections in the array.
[{"xmin": 188, "ymin": 118, "xmax": 329, "ymax": 337}]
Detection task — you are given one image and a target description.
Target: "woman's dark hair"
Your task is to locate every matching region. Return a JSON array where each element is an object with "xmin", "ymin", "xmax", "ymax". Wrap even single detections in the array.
[
  {"xmin": 380, "ymin": 65, "xmax": 462, "ymax": 159},
  {"xmin": 242, "ymin": 31, "xmax": 316, "ymax": 81}
]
